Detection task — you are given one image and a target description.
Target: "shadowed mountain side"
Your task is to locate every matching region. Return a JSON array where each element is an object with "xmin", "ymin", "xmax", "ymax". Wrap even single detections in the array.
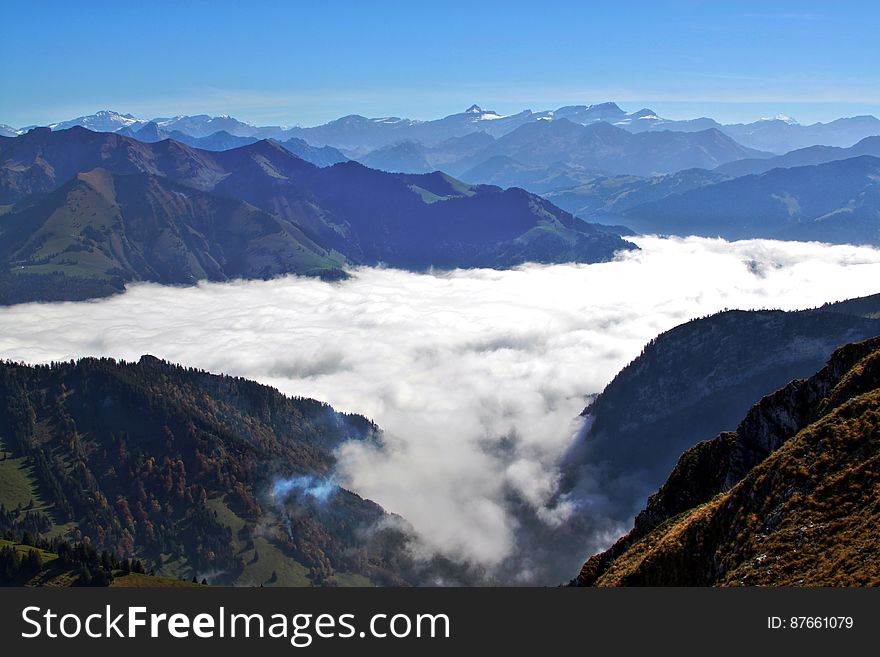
[
  {"xmin": 577, "ymin": 336, "xmax": 880, "ymax": 586},
  {"xmin": 563, "ymin": 303, "xmax": 880, "ymax": 528},
  {"xmin": 300, "ymin": 162, "xmax": 631, "ymax": 269},
  {"xmin": 0, "ymin": 168, "xmax": 345, "ymax": 303}
]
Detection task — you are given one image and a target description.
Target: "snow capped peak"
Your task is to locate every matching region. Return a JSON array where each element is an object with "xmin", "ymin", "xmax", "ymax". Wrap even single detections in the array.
[
  {"xmin": 759, "ymin": 114, "xmax": 800, "ymax": 125},
  {"xmin": 95, "ymin": 109, "xmax": 135, "ymax": 118},
  {"xmin": 48, "ymin": 110, "xmax": 145, "ymax": 131},
  {"xmin": 0, "ymin": 123, "xmax": 22, "ymax": 137},
  {"xmin": 466, "ymin": 104, "xmax": 483, "ymax": 114}
]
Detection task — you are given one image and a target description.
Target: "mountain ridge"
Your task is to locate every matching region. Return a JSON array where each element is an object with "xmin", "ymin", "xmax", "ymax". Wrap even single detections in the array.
[
  {"xmin": 12, "ymin": 105, "xmax": 879, "ymax": 155},
  {"xmin": 0, "ymin": 127, "xmax": 634, "ymax": 303},
  {"xmin": 576, "ymin": 335, "xmax": 880, "ymax": 586}
]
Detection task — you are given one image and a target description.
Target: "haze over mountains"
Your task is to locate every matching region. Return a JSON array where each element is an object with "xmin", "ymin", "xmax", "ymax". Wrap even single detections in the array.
[
  {"xmin": 619, "ymin": 156, "xmax": 880, "ymax": 244},
  {"xmin": 13, "ymin": 103, "xmax": 879, "ymax": 154},
  {"xmin": 0, "ymin": 126, "xmax": 631, "ymax": 303},
  {"xmin": 7, "ymin": 102, "xmax": 879, "ymax": 252}
]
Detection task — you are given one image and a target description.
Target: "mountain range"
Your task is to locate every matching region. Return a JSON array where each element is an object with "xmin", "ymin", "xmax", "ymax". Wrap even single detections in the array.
[
  {"xmin": 0, "ymin": 126, "xmax": 633, "ymax": 303},
  {"xmin": 618, "ymin": 155, "xmax": 880, "ymax": 245},
  {"xmin": 542, "ymin": 169, "xmax": 731, "ymax": 219},
  {"xmin": 716, "ymin": 135, "xmax": 880, "ymax": 177},
  {"xmin": 8, "ymin": 107, "xmax": 880, "ymax": 251},
  {"xmin": 115, "ymin": 121, "xmax": 350, "ymax": 167},
  {"xmin": 14, "ymin": 104, "xmax": 880, "ymax": 154}
]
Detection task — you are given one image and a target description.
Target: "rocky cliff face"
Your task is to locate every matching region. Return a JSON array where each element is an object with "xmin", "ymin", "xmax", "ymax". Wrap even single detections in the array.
[{"xmin": 577, "ymin": 336, "xmax": 880, "ymax": 586}]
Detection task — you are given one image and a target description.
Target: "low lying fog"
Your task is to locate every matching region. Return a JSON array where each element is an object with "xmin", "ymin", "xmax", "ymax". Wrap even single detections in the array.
[{"xmin": 2, "ymin": 236, "xmax": 879, "ymax": 583}]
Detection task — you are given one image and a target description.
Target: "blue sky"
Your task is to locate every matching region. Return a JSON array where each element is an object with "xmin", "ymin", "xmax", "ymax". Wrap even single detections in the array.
[{"xmin": 2, "ymin": 0, "xmax": 878, "ymax": 128}]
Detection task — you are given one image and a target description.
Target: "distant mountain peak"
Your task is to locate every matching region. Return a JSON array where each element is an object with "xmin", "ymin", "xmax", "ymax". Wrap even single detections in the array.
[
  {"xmin": 759, "ymin": 114, "xmax": 800, "ymax": 125},
  {"xmin": 95, "ymin": 109, "xmax": 136, "ymax": 118},
  {"xmin": 48, "ymin": 109, "xmax": 145, "ymax": 132},
  {"xmin": 463, "ymin": 104, "xmax": 503, "ymax": 120},
  {"xmin": 0, "ymin": 123, "xmax": 22, "ymax": 137},
  {"xmin": 588, "ymin": 101, "xmax": 623, "ymax": 112}
]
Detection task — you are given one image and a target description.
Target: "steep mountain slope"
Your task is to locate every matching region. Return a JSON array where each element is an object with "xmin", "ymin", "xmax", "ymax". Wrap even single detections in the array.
[
  {"xmin": 299, "ymin": 163, "xmax": 629, "ymax": 268},
  {"xmin": 0, "ymin": 127, "xmax": 229, "ymax": 201},
  {"xmin": 0, "ymin": 127, "xmax": 634, "ymax": 303},
  {"xmin": 577, "ymin": 336, "xmax": 880, "ymax": 586},
  {"xmin": 0, "ymin": 356, "xmax": 422, "ymax": 586},
  {"xmin": 576, "ymin": 306, "xmax": 880, "ymax": 509},
  {"xmin": 716, "ymin": 135, "xmax": 880, "ymax": 177},
  {"xmin": 621, "ymin": 155, "xmax": 880, "ymax": 244},
  {"xmin": 0, "ymin": 168, "xmax": 344, "ymax": 298}
]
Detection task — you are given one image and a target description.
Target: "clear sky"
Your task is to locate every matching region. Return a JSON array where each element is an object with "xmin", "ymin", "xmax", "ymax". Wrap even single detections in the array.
[{"xmin": 2, "ymin": 0, "xmax": 878, "ymax": 128}]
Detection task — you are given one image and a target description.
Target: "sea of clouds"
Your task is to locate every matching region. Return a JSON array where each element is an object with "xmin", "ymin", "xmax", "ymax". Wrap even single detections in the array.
[{"xmin": 2, "ymin": 235, "xmax": 879, "ymax": 583}]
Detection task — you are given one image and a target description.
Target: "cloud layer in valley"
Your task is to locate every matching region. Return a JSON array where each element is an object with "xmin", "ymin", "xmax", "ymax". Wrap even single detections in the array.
[{"xmin": 2, "ymin": 236, "xmax": 879, "ymax": 583}]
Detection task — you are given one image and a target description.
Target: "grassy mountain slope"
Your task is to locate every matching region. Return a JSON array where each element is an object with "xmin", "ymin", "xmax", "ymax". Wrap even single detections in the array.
[
  {"xmin": 578, "ymin": 336, "xmax": 880, "ymax": 586},
  {"xmin": 0, "ymin": 167, "xmax": 345, "ymax": 297},
  {"xmin": 0, "ymin": 538, "xmax": 201, "ymax": 587}
]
